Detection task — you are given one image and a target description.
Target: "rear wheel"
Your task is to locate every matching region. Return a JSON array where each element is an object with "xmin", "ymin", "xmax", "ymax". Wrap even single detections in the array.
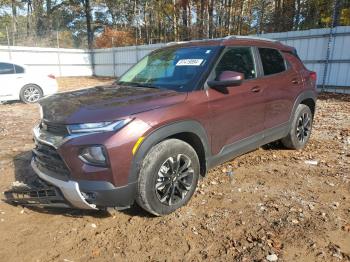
[
  {"xmin": 282, "ymin": 104, "xmax": 313, "ymax": 150},
  {"xmin": 20, "ymin": 84, "xmax": 43, "ymax": 103},
  {"xmin": 136, "ymin": 139, "xmax": 200, "ymax": 216}
]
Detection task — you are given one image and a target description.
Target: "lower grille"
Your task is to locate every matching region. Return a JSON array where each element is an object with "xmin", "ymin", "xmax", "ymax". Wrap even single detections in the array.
[
  {"xmin": 32, "ymin": 142, "xmax": 70, "ymax": 177},
  {"xmin": 4, "ymin": 178, "xmax": 69, "ymax": 207}
]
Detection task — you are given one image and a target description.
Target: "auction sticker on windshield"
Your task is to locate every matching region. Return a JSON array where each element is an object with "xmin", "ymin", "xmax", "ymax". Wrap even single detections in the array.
[{"xmin": 176, "ymin": 59, "xmax": 204, "ymax": 66}]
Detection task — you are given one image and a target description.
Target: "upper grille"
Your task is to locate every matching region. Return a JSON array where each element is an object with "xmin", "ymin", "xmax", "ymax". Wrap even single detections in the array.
[
  {"xmin": 33, "ymin": 142, "xmax": 70, "ymax": 177},
  {"xmin": 42, "ymin": 121, "xmax": 68, "ymax": 136}
]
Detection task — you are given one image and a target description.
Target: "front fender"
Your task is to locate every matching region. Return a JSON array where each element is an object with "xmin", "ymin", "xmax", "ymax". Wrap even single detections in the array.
[{"xmin": 128, "ymin": 120, "xmax": 211, "ymax": 184}]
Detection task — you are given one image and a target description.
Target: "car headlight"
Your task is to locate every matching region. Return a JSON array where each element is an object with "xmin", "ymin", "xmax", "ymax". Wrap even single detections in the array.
[
  {"xmin": 67, "ymin": 119, "xmax": 132, "ymax": 134},
  {"xmin": 38, "ymin": 105, "xmax": 43, "ymax": 119},
  {"xmin": 79, "ymin": 145, "xmax": 107, "ymax": 166}
]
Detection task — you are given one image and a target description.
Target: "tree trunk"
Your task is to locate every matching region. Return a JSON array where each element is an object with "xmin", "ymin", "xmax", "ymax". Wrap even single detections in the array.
[
  {"xmin": 173, "ymin": 0, "xmax": 178, "ymax": 41},
  {"xmin": 84, "ymin": 0, "xmax": 93, "ymax": 49},
  {"xmin": 258, "ymin": 0, "xmax": 266, "ymax": 34},
  {"xmin": 188, "ymin": 1, "xmax": 192, "ymax": 39},
  {"xmin": 228, "ymin": 0, "xmax": 233, "ymax": 35},
  {"xmin": 11, "ymin": 0, "xmax": 17, "ymax": 36},
  {"xmin": 143, "ymin": 1, "xmax": 149, "ymax": 44},
  {"xmin": 33, "ymin": 0, "xmax": 45, "ymax": 37},
  {"xmin": 208, "ymin": 0, "xmax": 214, "ymax": 38},
  {"xmin": 199, "ymin": 0, "xmax": 205, "ymax": 38},
  {"xmin": 295, "ymin": 0, "xmax": 301, "ymax": 29},
  {"xmin": 10, "ymin": 0, "xmax": 17, "ymax": 45},
  {"xmin": 238, "ymin": 0, "xmax": 244, "ymax": 34},
  {"xmin": 182, "ymin": 1, "xmax": 188, "ymax": 40},
  {"xmin": 333, "ymin": 0, "xmax": 341, "ymax": 27}
]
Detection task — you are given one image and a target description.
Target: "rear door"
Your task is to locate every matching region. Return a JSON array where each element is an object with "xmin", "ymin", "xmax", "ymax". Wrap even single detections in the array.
[
  {"xmin": 206, "ymin": 46, "xmax": 266, "ymax": 154},
  {"xmin": 0, "ymin": 62, "xmax": 17, "ymax": 99},
  {"xmin": 257, "ymin": 48, "xmax": 296, "ymax": 129}
]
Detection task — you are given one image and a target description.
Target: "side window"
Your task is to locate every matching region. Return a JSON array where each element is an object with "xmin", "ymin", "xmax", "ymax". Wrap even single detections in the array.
[
  {"xmin": 14, "ymin": 65, "xmax": 25, "ymax": 74},
  {"xmin": 0, "ymin": 63, "xmax": 15, "ymax": 75},
  {"xmin": 215, "ymin": 47, "xmax": 256, "ymax": 80},
  {"xmin": 258, "ymin": 48, "xmax": 286, "ymax": 75}
]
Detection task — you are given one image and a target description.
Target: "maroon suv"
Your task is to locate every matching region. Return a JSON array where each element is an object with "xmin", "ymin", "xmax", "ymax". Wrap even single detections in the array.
[{"xmin": 6, "ymin": 36, "xmax": 317, "ymax": 216}]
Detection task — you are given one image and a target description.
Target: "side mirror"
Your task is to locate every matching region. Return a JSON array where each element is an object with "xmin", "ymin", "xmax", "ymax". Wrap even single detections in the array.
[{"xmin": 207, "ymin": 71, "xmax": 244, "ymax": 89}]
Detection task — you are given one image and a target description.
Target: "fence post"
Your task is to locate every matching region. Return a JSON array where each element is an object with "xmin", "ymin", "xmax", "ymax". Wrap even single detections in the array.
[
  {"xmin": 322, "ymin": 0, "xmax": 338, "ymax": 92},
  {"xmin": 112, "ymin": 37, "xmax": 116, "ymax": 78},
  {"xmin": 6, "ymin": 26, "xmax": 12, "ymax": 60},
  {"xmin": 56, "ymin": 31, "xmax": 62, "ymax": 77},
  {"xmin": 135, "ymin": 45, "xmax": 139, "ymax": 62}
]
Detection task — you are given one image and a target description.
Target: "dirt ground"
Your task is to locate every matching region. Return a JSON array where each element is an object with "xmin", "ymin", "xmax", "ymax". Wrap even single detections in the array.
[{"xmin": 0, "ymin": 77, "xmax": 349, "ymax": 262}]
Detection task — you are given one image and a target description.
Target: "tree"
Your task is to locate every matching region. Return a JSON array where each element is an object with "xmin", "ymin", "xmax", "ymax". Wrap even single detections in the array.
[{"xmin": 1, "ymin": 0, "xmax": 350, "ymax": 48}]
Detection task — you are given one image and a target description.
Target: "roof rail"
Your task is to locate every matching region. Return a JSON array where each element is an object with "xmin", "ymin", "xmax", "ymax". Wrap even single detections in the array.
[
  {"xmin": 166, "ymin": 38, "xmax": 225, "ymax": 46},
  {"xmin": 225, "ymin": 35, "xmax": 280, "ymax": 43},
  {"xmin": 166, "ymin": 41, "xmax": 187, "ymax": 46},
  {"xmin": 165, "ymin": 35, "xmax": 280, "ymax": 46}
]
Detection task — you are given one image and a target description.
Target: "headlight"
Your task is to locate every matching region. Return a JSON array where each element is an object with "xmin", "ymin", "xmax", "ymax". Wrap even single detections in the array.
[
  {"xmin": 67, "ymin": 119, "xmax": 132, "ymax": 134},
  {"xmin": 38, "ymin": 105, "xmax": 43, "ymax": 119},
  {"xmin": 79, "ymin": 145, "xmax": 107, "ymax": 166}
]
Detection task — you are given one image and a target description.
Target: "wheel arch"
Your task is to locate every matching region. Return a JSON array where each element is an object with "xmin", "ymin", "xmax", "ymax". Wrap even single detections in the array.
[
  {"xmin": 300, "ymin": 97, "xmax": 315, "ymax": 116},
  {"xmin": 21, "ymin": 83, "xmax": 43, "ymax": 91},
  {"xmin": 168, "ymin": 132, "xmax": 207, "ymax": 177},
  {"xmin": 128, "ymin": 120, "xmax": 211, "ymax": 184},
  {"xmin": 290, "ymin": 90, "xmax": 317, "ymax": 122}
]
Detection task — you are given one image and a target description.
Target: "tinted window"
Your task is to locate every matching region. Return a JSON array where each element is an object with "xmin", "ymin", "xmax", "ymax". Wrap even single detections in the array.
[
  {"xmin": 14, "ymin": 65, "xmax": 25, "ymax": 73},
  {"xmin": 215, "ymin": 47, "xmax": 256, "ymax": 80},
  {"xmin": 259, "ymin": 48, "xmax": 286, "ymax": 75},
  {"xmin": 0, "ymin": 63, "xmax": 15, "ymax": 75}
]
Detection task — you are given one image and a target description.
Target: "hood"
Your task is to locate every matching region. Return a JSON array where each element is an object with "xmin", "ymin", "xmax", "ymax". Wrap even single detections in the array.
[{"xmin": 40, "ymin": 84, "xmax": 187, "ymax": 124}]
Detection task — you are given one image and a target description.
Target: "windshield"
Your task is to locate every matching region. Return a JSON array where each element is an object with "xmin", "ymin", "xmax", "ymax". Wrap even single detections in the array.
[{"xmin": 118, "ymin": 46, "xmax": 220, "ymax": 92}]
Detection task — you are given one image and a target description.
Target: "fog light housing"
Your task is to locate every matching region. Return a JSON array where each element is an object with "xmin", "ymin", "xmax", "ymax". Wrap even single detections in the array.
[{"xmin": 79, "ymin": 146, "xmax": 107, "ymax": 166}]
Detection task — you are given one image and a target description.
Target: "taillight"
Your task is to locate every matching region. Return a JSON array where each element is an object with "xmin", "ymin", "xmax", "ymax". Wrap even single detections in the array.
[
  {"xmin": 309, "ymin": 71, "xmax": 317, "ymax": 81},
  {"xmin": 48, "ymin": 74, "xmax": 56, "ymax": 79}
]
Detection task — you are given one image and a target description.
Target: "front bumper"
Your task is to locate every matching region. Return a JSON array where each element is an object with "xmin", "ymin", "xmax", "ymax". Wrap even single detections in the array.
[
  {"xmin": 5, "ymin": 159, "xmax": 137, "ymax": 210},
  {"xmin": 31, "ymin": 159, "xmax": 97, "ymax": 210}
]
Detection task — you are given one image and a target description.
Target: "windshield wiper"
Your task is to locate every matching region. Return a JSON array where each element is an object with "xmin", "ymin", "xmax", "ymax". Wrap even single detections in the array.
[{"xmin": 118, "ymin": 81, "xmax": 159, "ymax": 89}]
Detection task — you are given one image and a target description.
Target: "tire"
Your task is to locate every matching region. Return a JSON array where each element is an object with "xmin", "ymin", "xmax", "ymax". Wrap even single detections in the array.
[
  {"xmin": 136, "ymin": 139, "xmax": 200, "ymax": 216},
  {"xmin": 20, "ymin": 84, "xmax": 43, "ymax": 104},
  {"xmin": 281, "ymin": 104, "xmax": 313, "ymax": 150}
]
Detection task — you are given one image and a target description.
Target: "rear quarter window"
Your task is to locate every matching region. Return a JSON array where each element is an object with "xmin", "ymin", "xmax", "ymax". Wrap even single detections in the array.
[
  {"xmin": 14, "ymin": 65, "xmax": 25, "ymax": 73},
  {"xmin": 258, "ymin": 48, "xmax": 286, "ymax": 76}
]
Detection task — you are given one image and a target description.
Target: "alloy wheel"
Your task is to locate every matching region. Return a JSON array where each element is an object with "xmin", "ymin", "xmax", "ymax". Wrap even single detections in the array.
[
  {"xmin": 296, "ymin": 112, "xmax": 311, "ymax": 142},
  {"xmin": 23, "ymin": 86, "xmax": 41, "ymax": 103},
  {"xmin": 155, "ymin": 154, "xmax": 194, "ymax": 206}
]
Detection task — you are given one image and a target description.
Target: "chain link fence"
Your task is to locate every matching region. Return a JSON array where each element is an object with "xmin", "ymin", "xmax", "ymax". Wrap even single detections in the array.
[{"xmin": 0, "ymin": 20, "xmax": 89, "ymax": 49}]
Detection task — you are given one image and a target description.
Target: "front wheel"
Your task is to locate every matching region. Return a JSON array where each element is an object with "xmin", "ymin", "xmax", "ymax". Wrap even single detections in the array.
[
  {"xmin": 20, "ymin": 84, "xmax": 43, "ymax": 103},
  {"xmin": 136, "ymin": 139, "xmax": 200, "ymax": 216},
  {"xmin": 282, "ymin": 104, "xmax": 313, "ymax": 150}
]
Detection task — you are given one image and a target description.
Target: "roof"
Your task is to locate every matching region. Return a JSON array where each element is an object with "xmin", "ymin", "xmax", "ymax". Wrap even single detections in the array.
[{"xmin": 166, "ymin": 35, "xmax": 294, "ymax": 52}]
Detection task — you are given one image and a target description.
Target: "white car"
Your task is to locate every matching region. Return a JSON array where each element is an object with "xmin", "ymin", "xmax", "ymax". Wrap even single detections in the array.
[{"xmin": 0, "ymin": 61, "xmax": 58, "ymax": 103}]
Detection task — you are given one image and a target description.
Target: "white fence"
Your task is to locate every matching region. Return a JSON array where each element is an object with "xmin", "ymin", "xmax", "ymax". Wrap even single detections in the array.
[
  {"xmin": 1, "ymin": 26, "xmax": 350, "ymax": 92},
  {"xmin": 0, "ymin": 46, "xmax": 93, "ymax": 76},
  {"xmin": 260, "ymin": 26, "xmax": 350, "ymax": 92},
  {"xmin": 93, "ymin": 43, "xmax": 165, "ymax": 77}
]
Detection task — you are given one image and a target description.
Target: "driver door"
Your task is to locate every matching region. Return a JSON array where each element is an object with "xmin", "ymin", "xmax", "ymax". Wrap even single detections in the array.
[{"xmin": 206, "ymin": 46, "xmax": 266, "ymax": 155}]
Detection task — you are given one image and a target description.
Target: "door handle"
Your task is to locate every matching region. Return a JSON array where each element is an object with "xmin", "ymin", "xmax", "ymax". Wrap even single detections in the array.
[
  {"xmin": 251, "ymin": 86, "xmax": 261, "ymax": 93},
  {"xmin": 291, "ymin": 78, "xmax": 299, "ymax": 84}
]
